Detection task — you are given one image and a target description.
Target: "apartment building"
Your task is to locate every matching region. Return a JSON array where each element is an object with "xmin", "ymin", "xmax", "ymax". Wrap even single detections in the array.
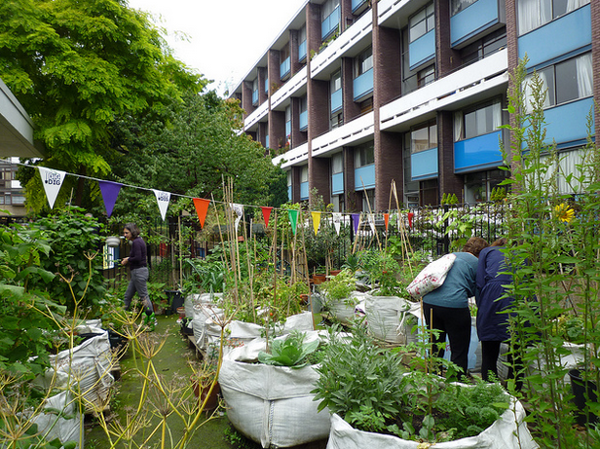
[{"xmin": 229, "ymin": 0, "xmax": 599, "ymax": 211}]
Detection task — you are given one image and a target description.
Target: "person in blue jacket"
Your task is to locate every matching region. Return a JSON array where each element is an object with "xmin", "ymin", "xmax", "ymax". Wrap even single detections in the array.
[
  {"xmin": 476, "ymin": 238, "xmax": 515, "ymax": 382},
  {"xmin": 423, "ymin": 236, "xmax": 489, "ymax": 377}
]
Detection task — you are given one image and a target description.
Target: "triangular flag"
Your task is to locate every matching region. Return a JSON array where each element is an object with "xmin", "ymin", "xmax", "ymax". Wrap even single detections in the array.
[
  {"xmin": 38, "ymin": 167, "xmax": 66, "ymax": 209},
  {"xmin": 153, "ymin": 189, "xmax": 171, "ymax": 220},
  {"xmin": 193, "ymin": 198, "xmax": 210, "ymax": 228},
  {"xmin": 231, "ymin": 203, "xmax": 244, "ymax": 233},
  {"xmin": 98, "ymin": 180, "xmax": 122, "ymax": 218},
  {"xmin": 311, "ymin": 211, "xmax": 322, "ymax": 235},
  {"xmin": 261, "ymin": 206, "xmax": 273, "ymax": 227},
  {"xmin": 384, "ymin": 213, "xmax": 390, "ymax": 231},
  {"xmin": 368, "ymin": 213, "xmax": 376, "ymax": 234},
  {"xmin": 408, "ymin": 212, "xmax": 415, "ymax": 229},
  {"xmin": 332, "ymin": 212, "xmax": 342, "ymax": 235},
  {"xmin": 288, "ymin": 209, "xmax": 298, "ymax": 234},
  {"xmin": 351, "ymin": 213, "xmax": 360, "ymax": 234}
]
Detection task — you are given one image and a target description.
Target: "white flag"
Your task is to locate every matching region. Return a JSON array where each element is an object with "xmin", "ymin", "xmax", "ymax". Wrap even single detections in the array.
[
  {"xmin": 38, "ymin": 167, "xmax": 66, "ymax": 209},
  {"xmin": 231, "ymin": 203, "xmax": 244, "ymax": 233},
  {"xmin": 332, "ymin": 212, "xmax": 342, "ymax": 235},
  {"xmin": 368, "ymin": 213, "xmax": 376, "ymax": 234},
  {"xmin": 153, "ymin": 189, "xmax": 171, "ymax": 220}
]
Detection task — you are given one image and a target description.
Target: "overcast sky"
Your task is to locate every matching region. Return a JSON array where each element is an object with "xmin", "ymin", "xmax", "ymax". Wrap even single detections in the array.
[{"xmin": 126, "ymin": 0, "xmax": 306, "ymax": 95}]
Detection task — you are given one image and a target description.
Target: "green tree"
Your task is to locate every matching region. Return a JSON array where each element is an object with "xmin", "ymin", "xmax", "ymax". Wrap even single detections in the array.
[{"xmin": 0, "ymin": 0, "xmax": 204, "ymax": 211}]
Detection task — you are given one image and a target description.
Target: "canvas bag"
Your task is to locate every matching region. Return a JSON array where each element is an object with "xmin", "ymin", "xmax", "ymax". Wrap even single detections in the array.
[{"xmin": 406, "ymin": 253, "xmax": 456, "ymax": 298}]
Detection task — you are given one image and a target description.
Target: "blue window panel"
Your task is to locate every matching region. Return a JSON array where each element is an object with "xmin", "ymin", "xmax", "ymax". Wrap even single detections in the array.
[
  {"xmin": 265, "ymin": 78, "xmax": 268, "ymax": 93},
  {"xmin": 450, "ymin": 0, "xmax": 499, "ymax": 47},
  {"xmin": 332, "ymin": 172, "xmax": 344, "ymax": 195},
  {"xmin": 252, "ymin": 90, "xmax": 258, "ymax": 105},
  {"xmin": 518, "ymin": 5, "xmax": 591, "ymax": 68},
  {"xmin": 288, "ymin": 186, "xmax": 292, "ymax": 201},
  {"xmin": 354, "ymin": 165, "xmax": 375, "ymax": 190},
  {"xmin": 353, "ymin": 68, "xmax": 373, "ymax": 101},
  {"xmin": 285, "ymin": 121, "xmax": 291, "ymax": 138},
  {"xmin": 266, "ymin": 135, "xmax": 269, "ymax": 148},
  {"xmin": 331, "ymin": 89, "xmax": 342, "ymax": 113},
  {"xmin": 411, "ymin": 148, "xmax": 438, "ymax": 181},
  {"xmin": 352, "ymin": 0, "xmax": 367, "ymax": 12},
  {"xmin": 544, "ymin": 98, "xmax": 594, "ymax": 148},
  {"xmin": 280, "ymin": 57, "xmax": 291, "ymax": 79},
  {"xmin": 321, "ymin": 7, "xmax": 340, "ymax": 40},
  {"xmin": 300, "ymin": 111, "xmax": 308, "ymax": 130},
  {"xmin": 454, "ymin": 130, "xmax": 503, "ymax": 173},
  {"xmin": 409, "ymin": 29, "xmax": 435, "ymax": 70},
  {"xmin": 300, "ymin": 182, "xmax": 309, "ymax": 200},
  {"xmin": 299, "ymin": 41, "xmax": 307, "ymax": 62}
]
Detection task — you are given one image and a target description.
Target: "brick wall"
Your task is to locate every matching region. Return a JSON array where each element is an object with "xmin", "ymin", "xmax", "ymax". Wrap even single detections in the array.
[
  {"xmin": 437, "ymin": 111, "xmax": 463, "ymax": 201},
  {"xmin": 375, "ymin": 132, "xmax": 404, "ymax": 211}
]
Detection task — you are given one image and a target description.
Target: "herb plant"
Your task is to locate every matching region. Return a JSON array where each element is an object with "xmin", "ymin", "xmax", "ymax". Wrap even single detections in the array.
[{"xmin": 258, "ymin": 331, "xmax": 320, "ymax": 368}]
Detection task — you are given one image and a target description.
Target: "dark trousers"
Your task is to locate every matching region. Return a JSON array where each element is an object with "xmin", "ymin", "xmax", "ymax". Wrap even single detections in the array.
[
  {"xmin": 423, "ymin": 303, "xmax": 471, "ymax": 376},
  {"xmin": 481, "ymin": 340, "xmax": 524, "ymax": 391}
]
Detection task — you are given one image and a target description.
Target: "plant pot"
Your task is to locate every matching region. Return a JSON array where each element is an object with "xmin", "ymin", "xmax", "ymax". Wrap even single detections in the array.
[
  {"xmin": 105, "ymin": 236, "xmax": 121, "ymax": 247},
  {"xmin": 192, "ymin": 379, "xmax": 220, "ymax": 411},
  {"xmin": 311, "ymin": 274, "xmax": 327, "ymax": 285},
  {"xmin": 329, "ymin": 269, "xmax": 342, "ymax": 277},
  {"xmin": 569, "ymin": 369, "xmax": 598, "ymax": 426}
]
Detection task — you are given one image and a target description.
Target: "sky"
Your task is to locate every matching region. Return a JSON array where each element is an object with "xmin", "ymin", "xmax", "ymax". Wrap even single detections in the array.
[{"xmin": 126, "ymin": 0, "xmax": 306, "ymax": 95}]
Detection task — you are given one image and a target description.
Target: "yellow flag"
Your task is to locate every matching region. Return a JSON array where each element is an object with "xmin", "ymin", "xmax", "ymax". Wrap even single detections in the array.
[{"xmin": 311, "ymin": 211, "xmax": 322, "ymax": 235}]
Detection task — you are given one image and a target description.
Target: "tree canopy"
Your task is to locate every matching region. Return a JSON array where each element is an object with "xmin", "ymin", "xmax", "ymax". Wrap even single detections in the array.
[{"xmin": 0, "ymin": 0, "xmax": 205, "ymax": 210}]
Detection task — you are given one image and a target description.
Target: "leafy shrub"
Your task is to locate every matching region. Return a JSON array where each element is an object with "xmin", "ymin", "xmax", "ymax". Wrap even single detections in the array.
[{"xmin": 258, "ymin": 331, "xmax": 320, "ymax": 368}]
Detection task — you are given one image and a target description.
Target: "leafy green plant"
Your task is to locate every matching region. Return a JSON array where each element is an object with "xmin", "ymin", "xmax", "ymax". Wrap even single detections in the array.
[
  {"xmin": 357, "ymin": 250, "xmax": 400, "ymax": 296},
  {"xmin": 258, "ymin": 331, "xmax": 320, "ymax": 368},
  {"xmin": 319, "ymin": 268, "xmax": 356, "ymax": 302}
]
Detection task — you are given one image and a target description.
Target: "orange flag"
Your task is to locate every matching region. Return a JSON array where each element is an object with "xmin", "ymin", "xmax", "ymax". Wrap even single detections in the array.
[
  {"xmin": 261, "ymin": 206, "xmax": 273, "ymax": 227},
  {"xmin": 193, "ymin": 198, "xmax": 210, "ymax": 228},
  {"xmin": 384, "ymin": 213, "xmax": 390, "ymax": 231}
]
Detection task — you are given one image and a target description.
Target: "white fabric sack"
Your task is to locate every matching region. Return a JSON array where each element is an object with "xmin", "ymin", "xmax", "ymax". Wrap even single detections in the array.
[
  {"xmin": 219, "ymin": 333, "xmax": 330, "ymax": 448},
  {"xmin": 329, "ymin": 291, "xmax": 365, "ymax": 325},
  {"xmin": 31, "ymin": 391, "xmax": 82, "ymax": 449},
  {"xmin": 326, "ymin": 396, "xmax": 538, "ymax": 449},
  {"xmin": 407, "ymin": 253, "xmax": 456, "ymax": 298},
  {"xmin": 191, "ymin": 304, "xmax": 224, "ymax": 352},
  {"xmin": 185, "ymin": 292, "xmax": 222, "ymax": 318},
  {"xmin": 47, "ymin": 332, "xmax": 114, "ymax": 413},
  {"xmin": 365, "ymin": 294, "xmax": 413, "ymax": 345}
]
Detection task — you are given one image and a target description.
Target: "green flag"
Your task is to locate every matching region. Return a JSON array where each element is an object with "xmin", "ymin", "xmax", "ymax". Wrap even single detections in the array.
[{"xmin": 288, "ymin": 209, "xmax": 299, "ymax": 234}]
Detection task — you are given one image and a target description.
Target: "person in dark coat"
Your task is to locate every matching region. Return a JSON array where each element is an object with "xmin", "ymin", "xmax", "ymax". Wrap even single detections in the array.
[{"xmin": 476, "ymin": 237, "xmax": 515, "ymax": 382}]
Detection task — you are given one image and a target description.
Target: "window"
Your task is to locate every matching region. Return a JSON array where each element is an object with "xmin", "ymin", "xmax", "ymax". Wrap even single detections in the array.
[
  {"xmin": 460, "ymin": 28, "xmax": 506, "ymax": 66},
  {"xmin": 355, "ymin": 47, "xmax": 373, "ymax": 77},
  {"xmin": 362, "ymin": 189, "xmax": 375, "ymax": 211},
  {"xmin": 300, "ymin": 96, "xmax": 308, "ymax": 114},
  {"xmin": 299, "ymin": 26, "xmax": 307, "ymax": 43},
  {"xmin": 301, "ymin": 165, "xmax": 309, "ymax": 183},
  {"xmin": 454, "ymin": 98, "xmax": 502, "ymax": 140},
  {"xmin": 281, "ymin": 45, "xmax": 290, "ymax": 62},
  {"xmin": 331, "ymin": 70, "xmax": 342, "ymax": 92},
  {"xmin": 354, "ymin": 144, "xmax": 374, "ymax": 167},
  {"xmin": 252, "ymin": 78, "xmax": 259, "ymax": 104},
  {"xmin": 411, "ymin": 121, "xmax": 437, "ymax": 153},
  {"xmin": 524, "ymin": 52, "xmax": 593, "ymax": 112},
  {"xmin": 285, "ymin": 106, "xmax": 291, "ymax": 142},
  {"xmin": 287, "ymin": 171, "xmax": 292, "ymax": 187},
  {"xmin": 417, "ymin": 65, "xmax": 435, "ymax": 88},
  {"xmin": 451, "ymin": 0, "xmax": 479, "ymax": 16},
  {"xmin": 332, "ymin": 153, "xmax": 343, "ymax": 174},
  {"xmin": 409, "ymin": 3, "xmax": 435, "ymax": 42},
  {"xmin": 517, "ymin": 0, "xmax": 589, "ymax": 35},
  {"xmin": 322, "ymin": 0, "xmax": 340, "ymax": 20},
  {"xmin": 464, "ymin": 169, "xmax": 509, "ymax": 203},
  {"xmin": 331, "ymin": 111, "xmax": 343, "ymax": 129}
]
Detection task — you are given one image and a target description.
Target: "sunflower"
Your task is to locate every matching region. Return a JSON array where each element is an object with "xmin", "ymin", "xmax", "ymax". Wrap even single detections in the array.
[{"xmin": 554, "ymin": 203, "xmax": 574, "ymax": 223}]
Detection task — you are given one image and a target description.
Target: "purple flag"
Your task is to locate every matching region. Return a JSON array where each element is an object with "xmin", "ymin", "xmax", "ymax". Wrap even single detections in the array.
[
  {"xmin": 98, "ymin": 181, "xmax": 122, "ymax": 218},
  {"xmin": 351, "ymin": 213, "xmax": 360, "ymax": 234}
]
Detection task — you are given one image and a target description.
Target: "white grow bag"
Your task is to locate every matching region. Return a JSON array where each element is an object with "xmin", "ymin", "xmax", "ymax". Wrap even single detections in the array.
[
  {"xmin": 31, "ymin": 391, "xmax": 82, "ymax": 449},
  {"xmin": 45, "ymin": 331, "xmax": 114, "ymax": 413},
  {"xmin": 365, "ymin": 293, "xmax": 414, "ymax": 345},
  {"xmin": 326, "ymin": 396, "xmax": 538, "ymax": 449},
  {"xmin": 218, "ymin": 334, "xmax": 330, "ymax": 448},
  {"xmin": 326, "ymin": 291, "xmax": 365, "ymax": 325}
]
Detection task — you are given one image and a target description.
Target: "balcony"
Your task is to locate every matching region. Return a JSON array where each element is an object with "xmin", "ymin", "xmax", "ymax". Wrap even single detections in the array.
[
  {"xmin": 321, "ymin": 7, "xmax": 340, "ymax": 40},
  {"xmin": 285, "ymin": 121, "xmax": 291, "ymax": 138},
  {"xmin": 409, "ymin": 29, "xmax": 435, "ymax": 70},
  {"xmin": 543, "ymin": 97, "xmax": 594, "ymax": 149},
  {"xmin": 451, "ymin": 0, "xmax": 501, "ymax": 47},
  {"xmin": 354, "ymin": 164, "xmax": 375, "ymax": 190},
  {"xmin": 299, "ymin": 40, "xmax": 307, "ymax": 62},
  {"xmin": 332, "ymin": 172, "xmax": 344, "ymax": 195},
  {"xmin": 280, "ymin": 57, "xmax": 291, "ymax": 79},
  {"xmin": 300, "ymin": 181, "xmax": 309, "ymax": 200},
  {"xmin": 454, "ymin": 130, "xmax": 503, "ymax": 173},
  {"xmin": 411, "ymin": 148, "xmax": 438, "ymax": 180},
  {"xmin": 252, "ymin": 90, "xmax": 258, "ymax": 105},
  {"xmin": 331, "ymin": 89, "xmax": 342, "ymax": 113},
  {"xmin": 353, "ymin": 68, "xmax": 373, "ymax": 101},
  {"xmin": 352, "ymin": 0, "xmax": 369, "ymax": 13},
  {"xmin": 300, "ymin": 110, "xmax": 308, "ymax": 131}
]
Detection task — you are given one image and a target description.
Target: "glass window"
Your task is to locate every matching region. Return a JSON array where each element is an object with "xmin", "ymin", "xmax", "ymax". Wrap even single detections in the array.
[
  {"xmin": 331, "ymin": 70, "xmax": 342, "ymax": 92},
  {"xmin": 301, "ymin": 165, "xmax": 309, "ymax": 182},
  {"xmin": 417, "ymin": 65, "xmax": 435, "ymax": 87},
  {"xmin": 332, "ymin": 153, "xmax": 344, "ymax": 174},
  {"xmin": 300, "ymin": 96, "xmax": 308, "ymax": 113},
  {"xmin": 455, "ymin": 99, "xmax": 502, "ymax": 140},
  {"xmin": 287, "ymin": 171, "xmax": 292, "ymax": 186},
  {"xmin": 362, "ymin": 189, "xmax": 375, "ymax": 211},
  {"xmin": 517, "ymin": 0, "xmax": 589, "ymax": 35},
  {"xmin": 354, "ymin": 144, "xmax": 375, "ymax": 167},
  {"xmin": 451, "ymin": 0, "xmax": 478, "ymax": 16},
  {"xmin": 355, "ymin": 47, "xmax": 373, "ymax": 76},
  {"xmin": 285, "ymin": 106, "xmax": 291, "ymax": 122},
  {"xmin": 322, "ymin": 0, "xmax": 340, "ymax": 19},
  {"xmin": 524, "ymin": 52, "xmax": 593, "ymax": 112},
  {"xmin": 331, "ymin": 111, "xmax": 343, "ymax": 129},
  {"xmin": 411, "ymin": 121, "xmax": 437, "ymax": 153},
  {"xmin": 409, "ymin": 3, "xmax": 435, "ymax": 42},
  {"xmin": 299, "ymin": 26, "xmax": 307, "ymax": 43},
  {"xmin": 281, "ymin": 44, "xmax": 290, "ymax": 61}
]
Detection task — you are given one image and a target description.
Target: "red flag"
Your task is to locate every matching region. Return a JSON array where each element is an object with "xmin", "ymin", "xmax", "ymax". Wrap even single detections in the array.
[
  {"xmin": 193, "ymin": 198, "xmax": 210, "ymax": 228},
  {"xmin": 261, "ymin": 206, "xmax": 273, "ymax": 227},
  {"xmin": 384, "ymin": 213, "xmax": 389, "ymax": 231},
  {"xmin": 408, "ymin": 212, "xmax": 414, "ymax": 229}
]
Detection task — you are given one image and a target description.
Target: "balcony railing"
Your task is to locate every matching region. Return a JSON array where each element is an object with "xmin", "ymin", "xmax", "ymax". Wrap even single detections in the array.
[
  {"xmin": 300, "ymin": 110, "xmax": 308, "ymax": 130},
  {"xmin": 331, "ymin": 89, "xmax": 342, "ymax": 113},
  {"xmin": 280, "ymin": 57, "xmax": 291, "ymax": 79},
  {"xmin": 321, "ymin": 7, "xmax": 340, "ymax": 40},
  {"xmin": 298, "ymin": 41, "xmax": 307, "ymax": 62},
  {"xmin": 353, "ymin": 68, "xmax": 373, "ymax": 101},
  {"xmin": 252, "ymin": 90, "xmax": 258, "ymax": 105}
]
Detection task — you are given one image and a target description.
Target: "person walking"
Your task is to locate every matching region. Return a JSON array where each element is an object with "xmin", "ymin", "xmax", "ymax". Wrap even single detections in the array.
[
  {"xmin": 121, "ymin": 223, "xmax": 156, "ymax": 330},
  {"xmin": 423, "ymin": 237, "xmax": 489, "ymax": 378},
  {"xmin": 476, "ymin": 238, "xmax": 518, "ymax": 384}
]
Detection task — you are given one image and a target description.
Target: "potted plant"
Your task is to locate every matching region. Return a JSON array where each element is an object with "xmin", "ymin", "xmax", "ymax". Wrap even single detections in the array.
[{"xmin": 319, "ymin": 268, "xmax": 361, "ymax": 325}]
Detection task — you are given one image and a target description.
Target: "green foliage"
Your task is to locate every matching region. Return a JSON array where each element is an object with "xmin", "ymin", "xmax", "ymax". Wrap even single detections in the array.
[
  {"xmin": 441, "ymin": 193, "xmax": 459, "ymax": 205},
  {"xmin": 0, "ymin": 0, "xmax": 204, "ymax": 211},
  {"xmin": 319, "ymin": 268, "xmax": 356, "ymax": 302},
  {"xmin": 357, "ymin": 250, "xmax": 400, "ymax": 295},
  {"xmin": 258, "ymin": 331, "xmax": 320, "ymax": 368},
  {"xmin": 32, "ymin": 208, "xmax": 107, "ymax": 314}
]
